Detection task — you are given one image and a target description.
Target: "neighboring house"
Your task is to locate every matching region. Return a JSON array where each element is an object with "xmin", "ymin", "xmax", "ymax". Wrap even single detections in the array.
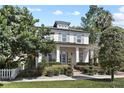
[{"xmin": 36, "ymin": 21, "xmax": 90, "ymax": 67}]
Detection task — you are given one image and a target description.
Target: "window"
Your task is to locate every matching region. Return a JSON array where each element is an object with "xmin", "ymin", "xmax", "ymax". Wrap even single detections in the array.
[
  {"xmin": 59, "ymin": 25, "xmax": 61, "ymax": 28},
  {"xmin": 77, "ymin": 35, "xmax": 82, "ymax": 43},
  {"xmin": 58, "ymin": 33, "xmax": 61, "ymax": 41},
  {"xmin": 62, "ymin": 34, "xmax": 67, "ymax": 42}
]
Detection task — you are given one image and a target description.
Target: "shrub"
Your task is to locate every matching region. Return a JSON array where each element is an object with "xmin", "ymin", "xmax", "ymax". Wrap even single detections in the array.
[
  {"xmin": 17, "ymin": 69, "xmax": 42, "ymax": 78},
  {"xmin": 81, "ymin": 66, "xmax": 90, "ymax": 74},
  {"xmin": 48, "ymin": 62, "xmax": 61, "ymax": 66},
  {"xmin": 119, "ymin": 67, "xmax": 124, "ymax": 72},
  {"xmin": 97, "ymin": 69, "xmax": 106, "ymax": 75},
  {"xmin": 74, "ymin": 65, "xmax": 104, "ymax": 75},
  {"xmin": 6, "ymin": 62, "xmax": 18, "ymax": 69},
  {"xmin": 0, "ymin": 55, "xmax": 6, "ymax": 69},
  {"xmin": 53, "ymin": 68, "xmax": 60, "ymax": 76},
  {"xmin": 0, "ymin": 61, "xmax": 6, "ymax": 69},
  {"xmin": 43, "ymin": 65, "xmax": 73, "ymax": 77},
  {"xmin": 74, "ymin": 65, "xmax": 89, "ymax": 71},
  {"xmin": 43, "ymin": 67, "xmax": 54, "ymax": 77},
  {"xmin": 76, "ymin": 62, "xmax": 89, "ymax": 66},
  {"xmin": 65, "ymin": 66, "xmax": 73, "ymax": 76},
  {"xmin": 93, "ymin": 63, "xmax": 99, "ymax": 66}
]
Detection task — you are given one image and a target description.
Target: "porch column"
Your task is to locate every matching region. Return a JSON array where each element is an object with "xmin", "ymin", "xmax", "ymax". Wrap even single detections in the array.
[
  {"xmin": 56, "ymin": 46, "xmax": 60, "ymax": 62},
  {"xmin": 83, "ymin": 49, "xmax": 89, "ymax": 63},
  {"xmin": 76, "ymin": 47, "xmax": 79, "ymax": 63}
]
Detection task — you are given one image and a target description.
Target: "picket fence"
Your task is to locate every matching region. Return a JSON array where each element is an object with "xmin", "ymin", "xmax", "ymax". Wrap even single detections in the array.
[{"xmin": 0, "ymin": 68, "xmax": 20, "ymax": 80}]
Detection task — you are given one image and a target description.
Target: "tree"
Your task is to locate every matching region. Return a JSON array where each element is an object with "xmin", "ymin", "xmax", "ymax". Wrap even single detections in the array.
[
  {"xmin": 0, "ymin": 5, "xmax": 55, "ymax": 68},
  {"xmin": 81, "ymin": 5, "xmax": 112, "ymax": 44},
  {"xmin": 70, "ymin": 26, "xmax": 83, "ymax": 30},
  {"xmin": 81, "ymin": 6, "xmax": 113, "ymax": 74},
  {"xmin": 99, "ymin": 26, "xmax": 124, "ymax": 81}
]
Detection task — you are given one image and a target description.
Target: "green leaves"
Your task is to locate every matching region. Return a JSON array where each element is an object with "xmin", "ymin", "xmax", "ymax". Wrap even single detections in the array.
[
  {"xmin": 99, "ymin": 26, "xmax": 124, "ymax": 71},
  {"xmin": 81, "ymin": 5, "xmax": 112, "ymax": 44},
  {"xmin": 0, "ymin": 5, "xmax": 55, "ymax": 65}
]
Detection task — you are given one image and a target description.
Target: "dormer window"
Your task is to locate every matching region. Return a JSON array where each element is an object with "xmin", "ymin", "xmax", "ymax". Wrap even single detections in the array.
[
  {"xmin": 53, "ymin": 21, "xmax": 70, "ymax": 29},
  {"xmin": 59, "ymin": 25, "xmax": 61, "ymax": 28}
]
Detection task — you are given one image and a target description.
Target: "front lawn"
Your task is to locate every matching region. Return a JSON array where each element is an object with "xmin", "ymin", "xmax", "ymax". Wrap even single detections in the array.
[{"xmin": 1, "ymin": 78, "xmax": 124, "ymax": 88}]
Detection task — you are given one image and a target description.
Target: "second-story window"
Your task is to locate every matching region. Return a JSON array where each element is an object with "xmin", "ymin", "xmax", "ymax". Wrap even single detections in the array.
[
  {"xmin": 58, "ymin": 33, "xmax": 61, "ymax": 41},
  {"xmin": 62, "ymin": 34, "xmax": 67, "ymax": 42},
  {"xmin": 77, "ymin": 35, "xmax": 81, "ymax": 43}
]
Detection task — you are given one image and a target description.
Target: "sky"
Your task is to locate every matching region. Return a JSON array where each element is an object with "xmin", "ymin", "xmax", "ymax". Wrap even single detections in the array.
[{"xmin": 12, "ymin": 5, "xmax": 124, "ymax": 28}]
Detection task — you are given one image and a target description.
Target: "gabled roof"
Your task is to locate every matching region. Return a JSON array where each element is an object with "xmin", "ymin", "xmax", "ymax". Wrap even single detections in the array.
[{"xmin": 53, "ymin": 21, "xmax": 71, "ymax": 27}]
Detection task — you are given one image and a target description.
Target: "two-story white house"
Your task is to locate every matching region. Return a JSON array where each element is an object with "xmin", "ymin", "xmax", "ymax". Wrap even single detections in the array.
[{"xmin": 36, "ymin": 21, "xmax": 90, "ymax": 67}]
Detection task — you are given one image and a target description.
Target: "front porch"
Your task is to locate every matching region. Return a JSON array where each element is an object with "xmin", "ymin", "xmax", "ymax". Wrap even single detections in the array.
[{"xmin": 37, "ymin": 44, "xmax": 90, "ymax": 66}]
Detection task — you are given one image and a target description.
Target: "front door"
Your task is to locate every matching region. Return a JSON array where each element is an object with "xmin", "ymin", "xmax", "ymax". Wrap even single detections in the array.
[{"xmin": 60, "ymin": 51, "xmax": 67, "ymax": 64}]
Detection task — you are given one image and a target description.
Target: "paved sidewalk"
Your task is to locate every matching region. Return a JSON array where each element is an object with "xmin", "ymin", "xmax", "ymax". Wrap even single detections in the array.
[
  {"xmin": 73, "ymin": 71, "xmax": 124, "ymax": 80},
  {"xmin": 1, "ymin": 72, "xmax": 124, "ymax": 83},
  {"xmin": 14, "ymin": 75, "xmax": 75, "ymax": 82}
]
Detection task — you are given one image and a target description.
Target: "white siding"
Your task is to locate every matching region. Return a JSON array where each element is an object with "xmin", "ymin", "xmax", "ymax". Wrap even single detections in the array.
[{"xmin": 69, "ymin": 35, "xmax": 75, "ymax": 43}]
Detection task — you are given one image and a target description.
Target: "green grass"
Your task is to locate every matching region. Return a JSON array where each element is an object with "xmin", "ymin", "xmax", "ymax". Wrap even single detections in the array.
[{"xmin": 1, "ymin": 79, "xmax": 124, "ymax": 88}]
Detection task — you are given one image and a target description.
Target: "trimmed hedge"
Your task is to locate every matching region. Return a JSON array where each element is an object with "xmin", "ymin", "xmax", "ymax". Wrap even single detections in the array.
[
  {"xmin": 74, "ymin": 65, "xmax": 105, "ymax": 75},
  {"xmin": 48, "ymin": 62, "xmax": 61, "ymax": 66},
  {"xmin": 17, "ymin": 69, "xmax": 42, "ymax": 78},
  {"xmin": 76, "ymin": 62, "xmax": 89, "ymax": 66},
  {"xmin": 43, "ymin": 65, "xmax": 73, "ymax": 77}
]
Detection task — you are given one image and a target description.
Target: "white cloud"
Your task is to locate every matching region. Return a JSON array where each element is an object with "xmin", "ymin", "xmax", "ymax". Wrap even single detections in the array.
[
  {"xmin": 52, "ymin": 10, "xmax": 63, "ymax": 15},
  {"xmin": 119, "ymin": 6, "xmax": 124, "ymax": 12},
  {"xmin": 27, "ymin": 8, "xmax": 42, "ymax": 12},
  {"xmin": 112, "ymin": 6, "xmax": 124, "ymax": 28},
  {"xmin": 71, "ymin": 11, "xmax": 80, "ymax": 16},
  {"xmin": 112, "ymin": 13, "xmax": 124, "ymax": 28},
  {"xmin": 113, "ymin": 21, "xmax": 124, "ymax": 28},
  {"xmin": 113, "ymin": 13, "xmax": 124, "ymax": 21},
  {"xmin": 67, "ymin": 11, "xmax": 80, "ymax": 16}
]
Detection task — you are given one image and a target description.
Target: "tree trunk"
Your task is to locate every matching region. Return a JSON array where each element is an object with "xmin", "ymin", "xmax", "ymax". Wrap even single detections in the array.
[
  {"xmin": 111, "ymin": 69, "xmax": 114, "ymax": 81},
  {"xmin": 89, "ymin": 49, "xmax": 94, "ymax": 75}
]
